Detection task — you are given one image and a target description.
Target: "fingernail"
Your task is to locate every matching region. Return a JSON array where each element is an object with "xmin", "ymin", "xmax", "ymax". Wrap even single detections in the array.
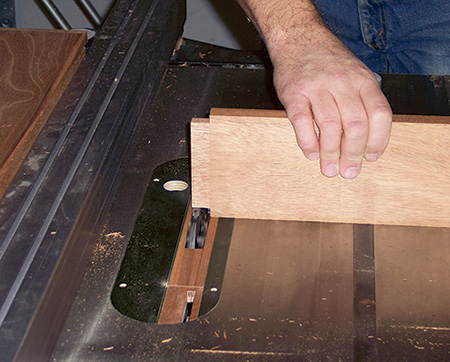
[
  {"xmin": 324, "ymin": 164, "xmax": 338, "ymax": 177},
  {"xmin": 308, "ymin": 152, "xmax": 320, "ymax": 160},
  {"xmin": 365, "ymin": 153, "xmax": 379, "ymax": 162},
  {"xmin": 343, "ymin": 167, "xmax": 359, "ymax": 179}
]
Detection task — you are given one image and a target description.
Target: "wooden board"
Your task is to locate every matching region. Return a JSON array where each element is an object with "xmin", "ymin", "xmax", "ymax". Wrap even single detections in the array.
[
  {"xmin": 0, "ymin": 28, "xmax": 86, "ymax": 200},
  {"xmin": 191, "ymin": 108, "xmax": 450, "ymax": 227},
  {"xmin": 190, "ymin": 118, "xmax": 210, "ymax": 209},
  {"xmin": 158, "ymin": 286, "xmax": 203, "ymax": 325},
  {"xmin": 158, "ymin": 206, "xmax": 218, "ymax": 324}
]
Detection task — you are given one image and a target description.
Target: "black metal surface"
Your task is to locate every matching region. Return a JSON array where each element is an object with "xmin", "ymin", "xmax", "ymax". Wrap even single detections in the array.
[
  {"xmin": 382, "ymin": 74, "xmax": 450, "ymax": 115},
  {"xmin": 0, "ymin": 0, "xmax": 185, "ymax": 360},
  {"xmin": 111, "ymin": 158, "xmax": 190, "ymax": 323},
  {"xmin": 0, "ymin": 0, "xmax": 15, "ymax": 27},
  {"xmin": 0, "ymin": 2, "xmax": 449, "ymax": 357},
  {"xmin": 198, "ymin": 218, "xmax": 234, "ymax": 317},
  {"xmin": 48, "ymin": 62, "xmax": 282, "ymax": 362},
  {"xmin": 47, "ymin": 47, "xmax": 450, "ymax": 361},
  {"xmin": 173, "ymin": 38, "xmax": 268, "ymax": 67}
]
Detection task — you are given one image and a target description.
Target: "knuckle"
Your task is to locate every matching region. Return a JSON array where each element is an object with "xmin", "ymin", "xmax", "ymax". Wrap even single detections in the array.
[
  {"xmin": 367, "ymin": 142, "xmax": 388, "ymax": 155},
  {"xmin": 342, "ymin": 153, "xmax": 363, "ymax": 162},
  {"xmin": 320, "ymin": 139, "xmax": 340, "ymax": 154},
  {"xmin": 333, "ymin": 72, "xmax": 351, "ymax": 88},
  {"xmin": 344, "ymin": 120, "xmax": 368, "ymax": 138},
  {"xmin": 372, "ymin": 104, "xmax": 393, "ymax": 119},
  {"xmin": 318, "ymin": 119, "xmax": 341, "ymax": 134},
  {"xmin": 298, "ymin": 139, "xmax": 317, "ymax": 152},
  {"xmin": 295, "ymin": 129, "xmax": 318, "ymax": 151},
  {"xmin": 290, "ymin": 112, "xmax": 311, "ymax": 126},
  {"xmin": 320, "ymin": 153, "xmax": 340, "ymax": 165}
]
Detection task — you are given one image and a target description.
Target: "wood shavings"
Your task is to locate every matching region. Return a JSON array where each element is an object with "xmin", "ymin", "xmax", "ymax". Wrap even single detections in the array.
[{"xmin": 105, "ymin": 232, "xmax": 125, "ymax": 239}]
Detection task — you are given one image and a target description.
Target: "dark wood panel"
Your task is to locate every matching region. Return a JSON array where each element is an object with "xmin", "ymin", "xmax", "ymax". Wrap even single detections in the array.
[{"xmin": 0, "ymin": 28, "xmax": 86, "ymax": 200}]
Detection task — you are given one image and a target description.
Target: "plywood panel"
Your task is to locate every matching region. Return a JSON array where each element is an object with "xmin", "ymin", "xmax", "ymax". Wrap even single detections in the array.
[
  {"xmin": 191, "ymin": 108, "xmax": 450, "ymax": 227},
  {"xmin": 0, "ymin": 28, "xmax": 86, "ymax": 200}
]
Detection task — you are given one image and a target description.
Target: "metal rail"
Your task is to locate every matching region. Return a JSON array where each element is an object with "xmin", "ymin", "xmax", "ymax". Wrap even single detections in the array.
[
  {"xmin": 76, "ymin": 0, "xmax": 102, "ymax": 27},
  {"xmin": 38, "ymin": 0, "xmax": 71, "ymax": 29},
  {"xmin": 0, "ymin": 0, "xmax": 105, "ymax": 30},
  {"xmin": 38, "ymin": 0, "xmax": 104, "ymax": 29}
]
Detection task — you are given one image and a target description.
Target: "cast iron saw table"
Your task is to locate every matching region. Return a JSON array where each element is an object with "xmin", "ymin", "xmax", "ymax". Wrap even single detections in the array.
[{"xmin": 0, "ymin": 0, "xmax": 449, "ymax": 360}]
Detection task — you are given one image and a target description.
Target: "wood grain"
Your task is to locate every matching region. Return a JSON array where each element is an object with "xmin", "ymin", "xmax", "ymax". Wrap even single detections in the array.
[
  {"xmin": 0, "ymin": 28, "xmax": 86, "ymax": 200},
  {"xmin": 191, "ymin": 108, "xmax": 450, "ymax": 227},
  {"xmin": 168, "ymin": 210, "xmax": 218, "ymax": 287},
  {"xmin": 159, "ymin": 206, "xmax": 218, "ymax": 324},
  {"xmin": 158, "ymin": 286, "xmax": 203, "ymax": 324},
  {"xmin": 191, "ymin": 118, "xmax": 210, "ymax": 209}
]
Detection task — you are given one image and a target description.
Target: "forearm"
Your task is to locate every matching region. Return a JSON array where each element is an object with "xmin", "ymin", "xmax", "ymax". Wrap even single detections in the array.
[
  {"xmin": 236, "ymin": 0, "xmax": 339, "ymax": 60},
  {"xmin": 237, "ymin": 0, "xmax": 392, "ymax": 179}
]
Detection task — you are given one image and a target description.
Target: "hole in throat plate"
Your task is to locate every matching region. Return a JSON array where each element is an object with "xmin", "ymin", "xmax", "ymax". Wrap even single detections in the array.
[{"xmin": 163, "ymin": 180, "xmax": 188, "ymax": 192}]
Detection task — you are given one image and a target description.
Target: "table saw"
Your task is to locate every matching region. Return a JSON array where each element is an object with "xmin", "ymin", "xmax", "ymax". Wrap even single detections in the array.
[{"xmin": 0, "ymin": 1, "xmax": 450, "ymax": 361}]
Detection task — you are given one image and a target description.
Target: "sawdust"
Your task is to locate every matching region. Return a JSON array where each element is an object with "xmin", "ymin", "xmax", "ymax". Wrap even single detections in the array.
[
  {"xmin": 90, "ymin": 230, "xmax": 126, "ymax": 266},
  {"xmin": 105, "ymin": 232, "xmax": 125, "ymax": 239}
]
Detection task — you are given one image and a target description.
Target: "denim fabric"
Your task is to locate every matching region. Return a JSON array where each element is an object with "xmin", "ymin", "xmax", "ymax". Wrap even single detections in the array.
[{"xmin": 313, "ymin": 0, "xmax": 450, "ymax": 75}]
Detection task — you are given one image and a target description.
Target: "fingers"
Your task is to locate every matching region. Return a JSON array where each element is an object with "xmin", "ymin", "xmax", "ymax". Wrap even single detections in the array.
[
  {"xmin": 285, "ymin": 95, "xmax": 320, "ymax": 161},
  {"xmin": 335, "ymin": 88, "xmax": 370, "ymax": 179},
  {"xmin": 360, "ymin": 82, "xmax": 392, "ymax": 162},
  {"xmin": 311, "ymin": 92, "xmax": 341, "ymax": 177},
  {"xmin": 284, "ymin": 76, "xmax": 392, "ymax": 179},
  {"xmin": 338, "ymin": 78, "xmax": 392, "ymax": 179}
]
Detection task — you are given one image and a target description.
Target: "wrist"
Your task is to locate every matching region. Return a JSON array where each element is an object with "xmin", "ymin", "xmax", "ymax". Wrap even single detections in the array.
[{"xmin": 265, "ymin": 25, "xmax": 333, "ymax": 66}]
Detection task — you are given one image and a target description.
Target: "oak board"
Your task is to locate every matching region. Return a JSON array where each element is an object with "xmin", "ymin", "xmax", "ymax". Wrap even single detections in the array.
[{"xmin": 191, "ymin": 108, "xmax": 450, "ymax": 227}]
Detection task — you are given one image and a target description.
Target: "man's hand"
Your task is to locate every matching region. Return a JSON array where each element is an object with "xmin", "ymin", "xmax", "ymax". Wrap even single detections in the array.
[
  {"xmin": 272, "ymin": 34, "xmax": 392, "ymax": 178},
  {"xmin": 237, "ymin": 0, "xmax": 392, "ymax": 178}
]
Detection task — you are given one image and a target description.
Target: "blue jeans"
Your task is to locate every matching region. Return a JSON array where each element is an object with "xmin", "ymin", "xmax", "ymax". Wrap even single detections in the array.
[{"xmin": 314, "ymin": 0, "xmax": 450, "ymax": 75}]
